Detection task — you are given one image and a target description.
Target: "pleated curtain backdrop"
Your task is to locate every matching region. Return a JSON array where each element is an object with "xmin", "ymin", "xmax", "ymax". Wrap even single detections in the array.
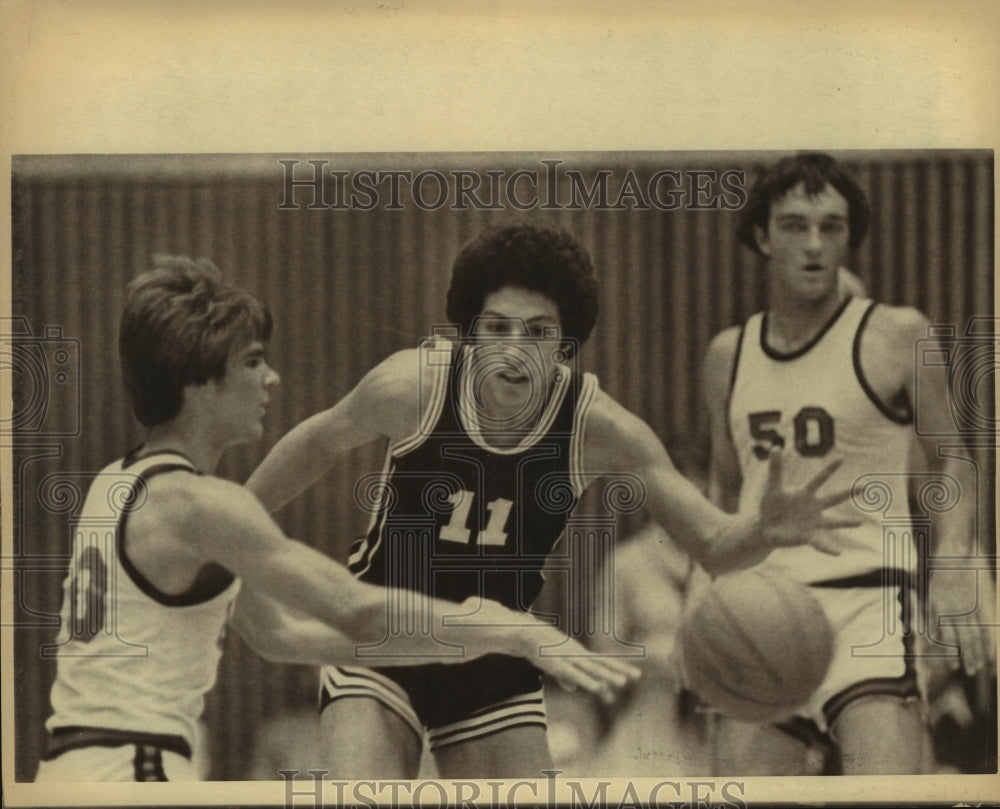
[{"xmin": 11, "ymin": 151, "xmax": 994, "ymax": 779}]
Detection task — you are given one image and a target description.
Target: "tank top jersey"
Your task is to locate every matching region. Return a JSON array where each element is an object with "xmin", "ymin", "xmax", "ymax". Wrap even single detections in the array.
[
  {"xmin": 728, "ymin": 297, "xmax": 915, "ymax": 583},
  {"xmin": 348, "ymin": 341, "xmax": 599, "ymax": 610},
  {"xmin": 45, "ymin": 450, "xmax": 241, "ymax": 750}
]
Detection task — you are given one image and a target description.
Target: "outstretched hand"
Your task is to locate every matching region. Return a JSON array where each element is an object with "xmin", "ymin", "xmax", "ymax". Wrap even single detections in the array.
[
  {"xmin": 758, "ymin": 448, "xmax": 862, "ymax": 555},
  {"xmin": 444, "ymin": 598, "xmax": 641, "ymax": 703},
  {"xmin": 533, "ymin": 632, "xmax": 642, "ymax": 704}
]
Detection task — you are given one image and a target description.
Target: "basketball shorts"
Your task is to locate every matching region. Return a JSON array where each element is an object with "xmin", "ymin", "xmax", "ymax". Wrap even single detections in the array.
[
  {"xmin": 34, "ymin": 727, "xmax": 198, "ymax": 782},
  {"xmin": 319, "ymin": 654, "xmax": 546, "ymax": 752},
  {"xmin": 789, "ymin": 570, "xmax": 920, "ymax": 733}
]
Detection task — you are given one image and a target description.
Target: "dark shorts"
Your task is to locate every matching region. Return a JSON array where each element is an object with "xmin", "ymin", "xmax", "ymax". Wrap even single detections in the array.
[{"xmin": 320, "ymin": 654, "xmax": 546, "ymax": 751}]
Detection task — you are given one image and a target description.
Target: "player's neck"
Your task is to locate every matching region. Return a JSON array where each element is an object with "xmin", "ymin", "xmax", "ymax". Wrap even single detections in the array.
[
  {"xmin": 475, "ymin": 380, "xmax": 556, "ymax": 449},
  {"xmin": 478, "ymin": 397, "xmax": 548, "ymax": 448},
  {"xmin": 142, "ymin": 417, "xmax": 226, "ymax": 474},
  {"xmin": 460, "ymin": 353, "xmax": 559, "ymax": 447},
  {"xmin": 765, "ymin": 290, "xmax": 848, "ymax": 353}
]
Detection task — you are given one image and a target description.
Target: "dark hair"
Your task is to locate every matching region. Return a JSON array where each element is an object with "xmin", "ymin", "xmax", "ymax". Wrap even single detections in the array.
[
  {"xmin": 119, "ymin": 255, "xmax": 272, "ymax": 427},
  {"xmin": 445, "ymin": 225, "xmax": 599, "ymax": 358},
  {"xmin": 737, "ymin": 152, "xmax": 871, "ymax": 256}
]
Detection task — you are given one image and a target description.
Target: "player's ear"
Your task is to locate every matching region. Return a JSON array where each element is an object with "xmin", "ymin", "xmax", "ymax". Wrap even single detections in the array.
[{"xmin": 754, "ymin": 224, "xmax": 771, "ymax": 257}]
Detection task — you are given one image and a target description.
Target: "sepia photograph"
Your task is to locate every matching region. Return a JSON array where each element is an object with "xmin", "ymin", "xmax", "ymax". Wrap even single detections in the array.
[
  {"xmin": 2, "ymin": 3, "xmax": 998, "ymax": 808},
  {"xmin": 8, "ymin": 148, "xmax": 997, "ymax": 800}
]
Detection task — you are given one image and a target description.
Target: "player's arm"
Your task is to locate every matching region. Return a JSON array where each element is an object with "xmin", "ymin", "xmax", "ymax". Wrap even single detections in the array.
[
  {"xmin": 230, "ymin": 585, "xmax": 640, "ymax": 691},
  {"xmin": 700, "ymin": 328, "xmax": 771, "ymax": 570},
  {"xmin": 582, "ymin": 391, "xmax": 858, "ymax": 576},
  {"xmin": 582, "ymin": 395, "xmax": 757, "ymax": 574},
  {"xmin": 885, "ymin": 307, "xmax": 994, "ymax": 675},
  {"xmin": 703, "ymin": 326, "xmax": 745, "ymax": 514},
  {"xmin": 245, "ymin": 348, "xmax": 427, "ymax": 513},
  {"xmin": 230, "ymin": 586, "xmax": 558, "ymax": 670},
  {"xmin": 177, "ymin": 481, "xmax": 638, "ymax": 694},
  {"xmin": 175, "ymin": 477, "xmax": 421, "ymax": 643},
  {"xmin": 229, "ymin": 586, "xmax": 358, "ymax": 665}
]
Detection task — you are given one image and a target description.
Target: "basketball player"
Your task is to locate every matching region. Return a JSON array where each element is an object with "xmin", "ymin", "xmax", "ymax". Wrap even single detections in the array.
[
  {"xmin": 702, "ymin": 152, "xmax": 994, "ymax": 774},
  {"xmin": 35, "ymin": 256, "xmax": 638, "ymax": 782},
  {"xmin": 247, "ymin": 224, "xmax": 859, "ymax": 778}
]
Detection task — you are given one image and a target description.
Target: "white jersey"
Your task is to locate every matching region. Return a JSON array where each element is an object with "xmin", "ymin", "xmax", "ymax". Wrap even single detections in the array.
[
  {"xmin": 728, "ymin": 297, "xmax": 915, "ymax": 583},
  {"xmin": 44, "ymin": 451, "xmax": 240, "ymax": 751}
]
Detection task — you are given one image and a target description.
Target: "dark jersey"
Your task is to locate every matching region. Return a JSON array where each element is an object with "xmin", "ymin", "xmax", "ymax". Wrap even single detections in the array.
[{"xmin": 348, "ymin": 341, "xmax": 598, "ymax": 610}]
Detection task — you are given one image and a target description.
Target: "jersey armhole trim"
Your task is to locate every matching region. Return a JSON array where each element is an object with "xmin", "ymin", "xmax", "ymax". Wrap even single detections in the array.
[
  {"xmin": 569, "ymin": 373, "xmax": 599, "ymax": 498},
  {"xmin": 724, "ymin": 323, "xmax": 747, "ymax": 451},
  {"xmin": 390, "ymin": 340, "xmax": 451, "ymax": 458},
  {"xmin": 853, "ymin": 302, "xmax": 914, "ymax": 425},
  {"xmin": 118, "ymin": 465, "xmax": 237, "ymax": 607},
  {"xmin": 122, "ymin": 448, "xmax": 201, "ymax": 471}
]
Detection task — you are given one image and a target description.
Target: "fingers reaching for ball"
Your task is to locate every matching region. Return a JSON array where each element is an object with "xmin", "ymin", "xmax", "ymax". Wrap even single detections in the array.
[{"xmin": 537, "ymin": 641, "xmax": 642, "ymax": 704}]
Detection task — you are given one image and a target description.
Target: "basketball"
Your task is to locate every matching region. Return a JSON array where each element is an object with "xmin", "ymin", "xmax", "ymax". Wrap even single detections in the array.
[{"xmin": 678, "ymin": 568, "xmax": 834, "ymax": 722}]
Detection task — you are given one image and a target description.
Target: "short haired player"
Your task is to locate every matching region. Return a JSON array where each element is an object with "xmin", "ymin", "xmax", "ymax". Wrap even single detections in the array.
[
  {"xmin": 247, "ymin": 224, "xmax": 859, "ymax": 778},
  {"xmin": 702, "ymin": 153, "xmax": 994, "ymax": 774},
  {"xmin": 35, "ymin": 257, "xmax": 638, "ymax": 782}
]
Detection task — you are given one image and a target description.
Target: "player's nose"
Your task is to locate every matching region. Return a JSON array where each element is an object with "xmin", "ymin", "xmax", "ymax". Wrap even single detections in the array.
[{"xmin": 263, "ymin": 364, "xmax": 280, "ymax": 387}]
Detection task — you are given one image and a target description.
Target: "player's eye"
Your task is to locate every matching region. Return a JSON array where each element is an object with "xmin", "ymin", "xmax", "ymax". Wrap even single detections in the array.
[
  {"xmin": 487, "ymin": 320, "xmax": 521, "ymax": 336},
  {"xmin": 821, "ymin": 221, "xmax": 847, "ymax": 235}
]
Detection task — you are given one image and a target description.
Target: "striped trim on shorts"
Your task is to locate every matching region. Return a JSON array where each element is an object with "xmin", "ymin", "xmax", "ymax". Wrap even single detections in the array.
[
  {"xmin": 812, "ymin": 569, "xmax": 920, "ymax": 731},
  {"xmin": 320, "ymin": 666, "xmax": 424, "ymax": 741},
  {"xmin": 319, "ymin": 666, "xmax": 547, "ymax": 752},
  {"xmin": 426, "ymin": 690, "xmax": 547, "ymax": 752}
]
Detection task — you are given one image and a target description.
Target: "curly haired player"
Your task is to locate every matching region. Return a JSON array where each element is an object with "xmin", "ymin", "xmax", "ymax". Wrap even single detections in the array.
[{"xmin": 248, "ymin": 224, "xmax": 857, "ymax": 778}]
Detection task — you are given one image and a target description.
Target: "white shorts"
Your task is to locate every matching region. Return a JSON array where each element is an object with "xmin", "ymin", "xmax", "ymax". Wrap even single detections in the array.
[
  {"xmin": 797, "ymin": 573, "xmax": 919, "ymax": 731},
  {"xmin": 35, "ymin": 744, "xmax": 198, "ymax": 782}
]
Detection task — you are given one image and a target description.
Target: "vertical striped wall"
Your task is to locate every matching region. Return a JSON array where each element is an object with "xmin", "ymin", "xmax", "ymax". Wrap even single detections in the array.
[{"xmin": 11, "ymin": 151, "xmax": 994, "ymax": 780}]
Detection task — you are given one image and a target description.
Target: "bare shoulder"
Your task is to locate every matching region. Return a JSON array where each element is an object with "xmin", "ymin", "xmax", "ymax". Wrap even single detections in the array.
[
  {"xmin": 855, "ymin": 303, "xmax": 932, "ymax": 403},
  {"xmin": 866, "ymin": 303, "xmax": 929, "ymax": 347},
  {"xmin": 144, "ymin": 472, "xmax": 263, "ymax": 531},
  {"xmin": 703, "ymin": 325, "xmax": 743, "ymax": 399},
  {"xmin": 585, "ymin": 388, "xmax": 649, "ymax": 441},
  {"xmin": 860, "ymin": 303, "xmax": 930, "ymax": 373},
  {"xmin": 321, "ymin": 346, "xmax": 430, "ymax": 444},
  {"xmin": 705, "ymin": 325, "xmax": 743, "ymax": 363},
  {"xmin": 124, "ymin": 471, "xmax": 268, "ymax": 573},
  {"xmin": 583, "ymin": 388, "xmax": 664, "ymax": 474},
  {"xmin": 359, "ymin": 343, "xmax": 452, "ymax": 407},
  {"xmin": 356, "ymin": 347, "xmax": 426, "ymax": 401}
]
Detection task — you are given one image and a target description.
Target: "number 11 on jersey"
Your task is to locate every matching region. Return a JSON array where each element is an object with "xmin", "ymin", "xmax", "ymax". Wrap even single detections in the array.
[{"xmin": 439, "ymin": 490, "xmax": 513, "ymax": 546}]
